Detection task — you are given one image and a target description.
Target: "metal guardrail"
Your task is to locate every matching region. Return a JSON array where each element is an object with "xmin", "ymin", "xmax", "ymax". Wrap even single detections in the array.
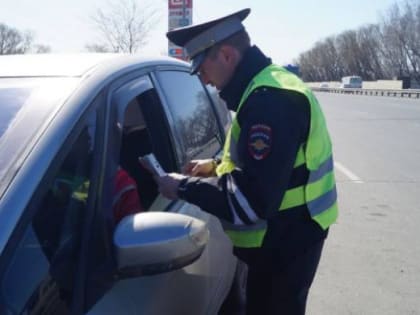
[{"xmin": 312, "ymin": 87, "xmax": 420, "ymax": 99}]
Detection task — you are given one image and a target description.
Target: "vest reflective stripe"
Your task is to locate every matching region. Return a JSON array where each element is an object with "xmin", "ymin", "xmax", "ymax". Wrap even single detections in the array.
[
  {"xmin": 227, "ymin": 174, "xmax": 260, "ymax": 223},
  {"xmin": 280, "ymin": 156, "xmax": 334, "ymax": 210},
  {"xmin": 280, "ymin": 170, "xmax": 336, "ymax": 212},
  {"xmin": 307, "ymin": 185, "xmax": 337, "ymax": 216},
  {"xmin": 306, "ymin": 171, "xmax": 335, "ymax": 202},
  {"xmin": 313, "ymin": 201, "xmax": 338, "ymax": 230},
  {"xmin": 226, "ymin": 190, "xmax": 246, "ymax": 225},
  {"xmin": 281, "ymin": 155, "xmax": 334, "ymax": 208},
  {"xmin": 226, "ymin": 187, "xmax": 338, "ymax": 247},
  {"xmin": 308, "ymin": 156, "xmax": 334, "ymax": 184},
  {"xmin": 217, "ymin": 64, "xmax": 338, "ymax": 248}
]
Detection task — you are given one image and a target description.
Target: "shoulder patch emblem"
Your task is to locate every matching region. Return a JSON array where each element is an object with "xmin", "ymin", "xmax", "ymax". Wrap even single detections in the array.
[{"xmin": 248, "ymin": 124, "xmax": 272, "ymax": 160}]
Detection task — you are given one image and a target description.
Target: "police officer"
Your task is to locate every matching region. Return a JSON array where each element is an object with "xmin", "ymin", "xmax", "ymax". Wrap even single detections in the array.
[{"xmin": 157, "ymin": 8, "xmax": 338, "ymax": 315}]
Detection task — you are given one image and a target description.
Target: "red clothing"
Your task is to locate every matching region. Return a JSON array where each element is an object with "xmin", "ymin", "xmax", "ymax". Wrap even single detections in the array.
[{"xmin": 113, "ymin": 168, "xmax": 144, "ymax": 223}]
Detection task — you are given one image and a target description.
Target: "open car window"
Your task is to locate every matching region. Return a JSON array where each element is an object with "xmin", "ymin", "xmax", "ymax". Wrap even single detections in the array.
[{"xmin": 155, "ymin": 71, "xmax": 223, "ymax": 167}]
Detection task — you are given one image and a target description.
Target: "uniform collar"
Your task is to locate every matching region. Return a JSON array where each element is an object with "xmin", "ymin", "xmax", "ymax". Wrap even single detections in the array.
[{"xmin": 220, "ymin": 45, "xmax": 272, "ymax": 111}]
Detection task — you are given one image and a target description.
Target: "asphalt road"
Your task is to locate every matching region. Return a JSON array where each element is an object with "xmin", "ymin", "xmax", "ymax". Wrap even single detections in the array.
[{"xmin": 306, "ymin": 93, "xmax": 420, "ymax": 315}]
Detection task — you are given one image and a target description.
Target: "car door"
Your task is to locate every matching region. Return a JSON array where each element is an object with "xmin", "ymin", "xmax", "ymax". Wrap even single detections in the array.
[
  {"xmin": 0, "ymin": 102, "xmax": 102, "ymax": 315},
  {"xmin": 87, "ymin": 66, "xmax": 236, "ymax": 315},
  {"xmin": 151, "ymin": 69, "xmax": 237, "ymax": 313}
]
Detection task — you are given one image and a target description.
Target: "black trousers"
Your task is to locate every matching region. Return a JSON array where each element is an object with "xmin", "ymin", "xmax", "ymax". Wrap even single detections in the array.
[{"xmin": 236, "ymin": 239, "xmax": 325, "ymax": 315}]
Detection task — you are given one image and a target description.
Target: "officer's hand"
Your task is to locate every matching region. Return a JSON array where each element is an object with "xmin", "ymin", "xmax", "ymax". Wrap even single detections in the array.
[
  {"xmin": 154, "ymin": 173, "xmax": 187, "ymax": 200},
  {"xmin": 183, "ymin": 159, "xmax": 215, "ymax": 177}
]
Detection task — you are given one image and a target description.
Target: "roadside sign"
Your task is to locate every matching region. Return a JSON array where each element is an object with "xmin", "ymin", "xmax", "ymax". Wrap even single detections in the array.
[
  {"xmin": 169, "ymin": 0, "xmax": 192, "ymax": 9},
  {"xmin": 178, "ymin": 18, "xmax": 189, "ymax": 27},
  {"xmin": 169, "ymin": 48, "xmax": 184, "ymax": 56},
  {"xmin": 168, "ymin": 0, "xmax": 193, "ymax": 60}
]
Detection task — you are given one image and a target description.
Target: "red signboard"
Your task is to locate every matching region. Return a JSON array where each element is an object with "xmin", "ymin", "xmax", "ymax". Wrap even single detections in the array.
[{"xmin": 168, "ymin": 0, "xmax": 192, "ymax": 9}]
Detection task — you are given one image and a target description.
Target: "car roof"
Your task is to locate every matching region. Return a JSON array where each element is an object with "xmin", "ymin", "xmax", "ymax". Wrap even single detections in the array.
[
  {"xmin": 0, "ymin": 52, "xmax": 191, "ymax": 199},
  {"xmin": 0, "ymin": 53, "xmax": 190, "ymax": 78}
]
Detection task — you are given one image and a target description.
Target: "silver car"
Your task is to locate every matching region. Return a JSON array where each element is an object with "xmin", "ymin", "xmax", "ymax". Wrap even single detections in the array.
[{"xmin": 0, "ymin": 54, "xmax": 240, "ymax": 314}]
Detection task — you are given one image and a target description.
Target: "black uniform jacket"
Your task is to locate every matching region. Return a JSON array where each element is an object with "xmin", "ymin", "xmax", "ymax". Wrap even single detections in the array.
[{"xmin": 178, "ymin": 46, "xmax": 327, "ymax": 263}]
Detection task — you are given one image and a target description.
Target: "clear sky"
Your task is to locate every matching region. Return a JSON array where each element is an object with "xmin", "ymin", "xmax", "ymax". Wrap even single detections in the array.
[{"xmin": 0, "ymin": 0, "xmax": 402, "ymax": 64}]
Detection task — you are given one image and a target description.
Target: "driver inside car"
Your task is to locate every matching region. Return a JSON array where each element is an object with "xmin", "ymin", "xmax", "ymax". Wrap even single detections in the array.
[{"xmin": 113, "ymin": 166, "xmax": 144, "ymax": 224}]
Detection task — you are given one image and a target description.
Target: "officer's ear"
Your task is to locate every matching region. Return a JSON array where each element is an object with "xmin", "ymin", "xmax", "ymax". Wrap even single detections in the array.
[{"xmin": 218, "ymin": 45, "xmax": 241, "ymax": 66}]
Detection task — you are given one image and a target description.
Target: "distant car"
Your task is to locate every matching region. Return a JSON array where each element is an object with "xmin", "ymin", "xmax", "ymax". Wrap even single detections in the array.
[
  {"xmin": 319, "ymin": 82, "xmax": 329, "ymax": 90},
  {"xmin": 0, "ymin": 54, "xmax": 240, "ymax": 314},
  {"xmin": 340, "ymin": 75, "xmax": 362, "ymax": 88}
]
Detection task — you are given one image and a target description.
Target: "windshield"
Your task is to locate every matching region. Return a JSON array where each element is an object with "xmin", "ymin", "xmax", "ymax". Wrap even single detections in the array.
[
  {"xmin": 0, "ymin": 88, "xmax": 32, "ymax": 138},
  {"xmin": 350, "ymin": 77, "xmax": 362, "ymax": 84},
  {"xmin": 0, "ymin": 77, "xmax": 80, "ymax": 195}
]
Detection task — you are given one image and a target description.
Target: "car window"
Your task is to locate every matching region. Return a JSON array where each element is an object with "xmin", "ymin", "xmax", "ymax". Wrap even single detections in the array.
[
  {"xmin": 118, "ymin": 96, "xmax": 158, "ymax": 210},
  {"xmin": 0, "ymin": 114, "xmax": 96, "ymax": 314},
  {"xmin": 156, "ymin": 71, "xmax": 222, "ymax": 166}
]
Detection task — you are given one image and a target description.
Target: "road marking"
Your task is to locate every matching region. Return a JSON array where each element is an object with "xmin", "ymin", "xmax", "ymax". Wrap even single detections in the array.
[{"xmin": 334, "ymin": 162, "xmax": 364, "ymax": 183}]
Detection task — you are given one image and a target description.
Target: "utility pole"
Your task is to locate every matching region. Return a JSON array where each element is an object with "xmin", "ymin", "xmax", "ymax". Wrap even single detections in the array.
[{"xmin": 182, "ymin": 0, "xmax": 187, "ymax": 60}]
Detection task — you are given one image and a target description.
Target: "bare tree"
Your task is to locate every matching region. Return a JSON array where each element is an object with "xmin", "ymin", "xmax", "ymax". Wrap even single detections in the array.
[
  {"xmin": 0, "ymin": 23, "xmax": 52, "ymax": 54},
  {"xmin": 379, "ymin": 10, "xmax": 409, "ymax": 78},
  {"xmin": 321, "ymin": 37, "xmax": 344, "ymax": 80},
  {"xmin": 87, "ymin": 0, "xmax": 159, "ymax": 53},
  {"xmin": 85, "ymin": 44, "xmax": 111, "ymax": 53},
  {"xmin": 295, "ymin": 0, "xmax": 420, "ymax": 83},
  {"xmin": 336, "ymin": 30, "xmax": 364, "ymax": 76},
  {"xmin": 392, "ymin": 1, "xmax": 420, "ymax": 81},
  {"xmin": 297, "ymin": 51, "xmax": 321, "ymax": 82},
  {"xmin": 356, "ymin": 24, "xmax": 386, "ymax": 80},
  {"xmin": 33, "ymin": 44, "xmax": 51, "ymax": 54},
  {"xmin": 0, "ymin": 23, "xmax": 33, "ymax": 54}
]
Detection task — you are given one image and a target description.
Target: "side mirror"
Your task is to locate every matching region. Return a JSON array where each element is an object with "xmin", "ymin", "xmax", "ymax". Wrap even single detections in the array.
[{"xmin": 113, "ymin": 212, "xmax": 209, "ymax": 277}]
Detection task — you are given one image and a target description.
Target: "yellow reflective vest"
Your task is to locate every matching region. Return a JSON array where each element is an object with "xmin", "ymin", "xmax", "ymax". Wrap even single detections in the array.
[{"xmin": 216, "ymin": 64, "xmax": 338, "ymax": 248}]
